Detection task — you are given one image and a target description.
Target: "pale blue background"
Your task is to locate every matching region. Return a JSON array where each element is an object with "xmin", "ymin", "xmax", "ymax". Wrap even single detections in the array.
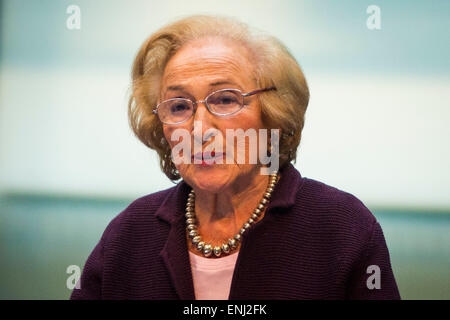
[{"xmin": 0, "ymin": 0, "xmax": 449, "ymax": 299}]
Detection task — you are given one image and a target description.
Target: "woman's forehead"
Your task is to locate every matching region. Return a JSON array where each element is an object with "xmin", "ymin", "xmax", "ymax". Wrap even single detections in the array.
[
  {"xmin": 162, "ymin": 38, "xmax": 254, "ymax": 89},
  {"xmin": 171, "ymin": 37, "xmax": 252, "ymax": 64}
]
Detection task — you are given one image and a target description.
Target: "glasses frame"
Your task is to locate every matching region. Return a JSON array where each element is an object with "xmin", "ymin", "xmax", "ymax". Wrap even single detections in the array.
[{"xmin": 152, "ymin": 86, "xmax": 276, "ymax": 125}]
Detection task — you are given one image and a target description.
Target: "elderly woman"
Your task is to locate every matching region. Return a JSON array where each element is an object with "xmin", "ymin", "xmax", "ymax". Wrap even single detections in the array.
[{"xmin": 71, "ymin": 15, "xmax": 400, "ymax": 300}]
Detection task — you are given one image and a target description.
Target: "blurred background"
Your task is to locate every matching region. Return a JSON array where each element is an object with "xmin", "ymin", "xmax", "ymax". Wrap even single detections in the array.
[{"xmin": 0, "ymin": 0, "xmax": 449, "ymax": 299}]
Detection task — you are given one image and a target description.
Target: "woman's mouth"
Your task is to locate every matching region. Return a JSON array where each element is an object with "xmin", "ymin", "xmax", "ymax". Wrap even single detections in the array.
[{"xmin": 192, "ymin": 151, "xmax": 225, "ymax": 166}]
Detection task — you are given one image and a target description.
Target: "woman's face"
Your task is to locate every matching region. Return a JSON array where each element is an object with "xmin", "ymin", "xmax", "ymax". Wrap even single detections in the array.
[{"xmin": 161, "ymin": 37, "xmax": 266, "ymax": 193}]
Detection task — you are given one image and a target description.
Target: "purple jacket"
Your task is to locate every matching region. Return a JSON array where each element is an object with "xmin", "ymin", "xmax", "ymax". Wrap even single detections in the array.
[{"xmin": 70, "ymin": 163, "xmax": 400, "ymax": 299}]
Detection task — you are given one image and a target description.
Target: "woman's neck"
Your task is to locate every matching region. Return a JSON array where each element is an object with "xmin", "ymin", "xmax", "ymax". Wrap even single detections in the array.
[{"xmin": 190, "ymin": 167, "xmax": 270, "ymax": 246}]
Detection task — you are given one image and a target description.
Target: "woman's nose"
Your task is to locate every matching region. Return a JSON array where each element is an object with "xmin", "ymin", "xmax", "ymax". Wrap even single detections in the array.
[
  {"xmin": 191, "ymin": 102, "xmax": 217, "ymax": 143},
  {"xmin": 192, "ymin": 101, "xmax": 215, "ymax": 125},
  {"xmin": 193, "ymin": 101, "xmax": 209, "ymax": 119}
]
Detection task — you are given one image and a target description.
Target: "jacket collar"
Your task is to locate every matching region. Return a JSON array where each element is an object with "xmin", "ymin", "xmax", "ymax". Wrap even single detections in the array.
[
  {"xmin": 155, "ymin": 162, "xmax": 303, "ymax": 224},
  {"xmin": 155, "ymin": 163, "xmax": 303, "ymax": 299},
  {"xmin": 266, "ymin": 162, "xmax": 304, "ymax": 212},
  {"xmin": 155, "ymin": 180, "xmax": 191, "ymax": 225}
]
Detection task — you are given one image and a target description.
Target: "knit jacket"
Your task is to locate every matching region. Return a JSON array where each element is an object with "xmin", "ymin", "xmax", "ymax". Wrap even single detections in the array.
[{"xmin": 70, "ymin": 163, "xmax": 400, "ymax": 300}]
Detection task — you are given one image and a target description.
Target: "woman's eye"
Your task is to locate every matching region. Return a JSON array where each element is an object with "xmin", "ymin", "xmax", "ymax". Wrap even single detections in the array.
[
  {"xmin": 170, "ymin": 103, "xmax": 189, "ymax": 113},
  {"xmin": 219, "ymin": 97, "xmax": 235, "ymax": 104},
  {"xmin": 210, "ymin": 94, "xmax": 239, "ymax": 105}
]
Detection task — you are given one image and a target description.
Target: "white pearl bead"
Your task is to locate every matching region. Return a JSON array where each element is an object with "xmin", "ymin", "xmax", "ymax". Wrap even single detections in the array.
[{"xmin": 185, "ymin": 172, "xmax": 279, "ymax": 258}]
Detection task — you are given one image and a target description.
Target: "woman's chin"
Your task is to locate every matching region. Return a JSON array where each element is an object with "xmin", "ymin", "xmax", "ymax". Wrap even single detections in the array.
[{"xmin": 183, "ymin": 165, "xmax": 232, "ymax": 193}]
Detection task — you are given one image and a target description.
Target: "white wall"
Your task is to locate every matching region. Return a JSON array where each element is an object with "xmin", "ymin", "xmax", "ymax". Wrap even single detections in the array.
[{"xmin": 1, "ymin": 0, "xmax": 449, "ymax": 208}]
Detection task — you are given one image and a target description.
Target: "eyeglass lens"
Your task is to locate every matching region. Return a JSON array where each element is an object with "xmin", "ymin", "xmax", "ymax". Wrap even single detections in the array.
[{"xmin": 158, "ymin": 90, "xmax": 243, "ymax": 124}]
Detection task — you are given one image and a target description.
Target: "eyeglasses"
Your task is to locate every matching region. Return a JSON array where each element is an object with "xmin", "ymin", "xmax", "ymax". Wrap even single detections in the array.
[{"xmin": 152, "ymin": 86, "xmax": 276, "ymax": 125}]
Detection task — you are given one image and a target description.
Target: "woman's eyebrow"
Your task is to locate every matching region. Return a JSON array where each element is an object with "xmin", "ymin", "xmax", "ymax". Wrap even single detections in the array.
[
  {"xmin": 166, "ymin": 85, "xmax": 185, "ymax": 91},
  {"xmin": 166, "ymin": 81, "xmax": 241, "ymax": 93},
  {"xmin": 163, "ymin": 85, "xmax": 189, "ymax": 99},
  {"xmin": 209, "ymin": 80, "xmax": 238, "ymax": 87}
]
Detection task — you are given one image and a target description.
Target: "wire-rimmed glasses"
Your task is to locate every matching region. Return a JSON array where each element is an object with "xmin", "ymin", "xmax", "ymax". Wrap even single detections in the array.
[{"xmin": 152, "ymin": 86, "xmax": 276, "ymax": 125}]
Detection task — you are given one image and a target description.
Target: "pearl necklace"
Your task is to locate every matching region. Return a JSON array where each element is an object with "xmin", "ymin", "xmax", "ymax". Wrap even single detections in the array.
[{"xmin": 185, "ymin": 172, "xmax": 279, "ymax": 258}]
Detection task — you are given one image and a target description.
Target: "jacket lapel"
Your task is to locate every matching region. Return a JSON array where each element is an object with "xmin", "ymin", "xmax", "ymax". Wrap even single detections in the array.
[
  {"xmin": 156, "ymin": 181, "xmax": 196, "ymax": 300},
  {"xmin": 155, "ymin": 163, "xmax": 303, "ymax": 300},
  {"xmin": 228, "ymin": 163, "xmax": 303, "ymax": 299}
]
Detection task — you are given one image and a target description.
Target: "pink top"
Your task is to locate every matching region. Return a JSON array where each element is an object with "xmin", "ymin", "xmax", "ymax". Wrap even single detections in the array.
[{"xmin": 188, "ymin": 251, "xmax": 239, "ymax": 300}]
